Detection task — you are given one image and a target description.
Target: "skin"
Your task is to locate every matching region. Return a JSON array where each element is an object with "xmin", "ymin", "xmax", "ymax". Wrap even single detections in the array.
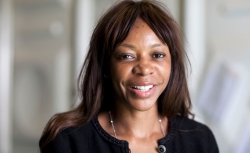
[{"xmin": 99, "ymin": 18, "xmax": 171, "ymax": 153}]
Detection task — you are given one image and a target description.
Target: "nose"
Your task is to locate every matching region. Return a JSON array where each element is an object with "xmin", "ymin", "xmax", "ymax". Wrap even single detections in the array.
[{"xmin": 132, "ymin": 57, "xmax": 154, "ymax": 76}]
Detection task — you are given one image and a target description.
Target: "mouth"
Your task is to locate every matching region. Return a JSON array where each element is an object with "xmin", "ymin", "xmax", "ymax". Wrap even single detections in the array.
[{"xmin": 131, "ymin": 85, "xmax": 154, "ymax": 92}]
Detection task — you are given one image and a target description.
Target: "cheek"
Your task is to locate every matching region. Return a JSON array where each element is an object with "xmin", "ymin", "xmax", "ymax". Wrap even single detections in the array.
[
  {"xmin": 110, "ymin": 62, "xmax": 133, "ymax": 80},
  {"xmin": 159, "ymin": 63, "xmax": 171, "ymax": 90},
  {"xmin": 109, "ymin": 65, "xmax": 127, "ymax": 90},
  {"xmin": 110, "ymin": 65, "xmax": 122, "ymax": 81},
  {"xmin": 158, "ymin": 61, "xmax": 171, "ymax": 77}
]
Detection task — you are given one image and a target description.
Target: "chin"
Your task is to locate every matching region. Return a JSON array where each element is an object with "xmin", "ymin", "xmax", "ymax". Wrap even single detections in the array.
[{"xmin": 126, "ymin": 99, "xmax": 158, "ymax": 112}]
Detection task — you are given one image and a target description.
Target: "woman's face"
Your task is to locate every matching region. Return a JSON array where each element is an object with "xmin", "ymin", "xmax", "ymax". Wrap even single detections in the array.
[{"xmin": 110, "ymin": 18, "xmax": 171, "ymax": 112}]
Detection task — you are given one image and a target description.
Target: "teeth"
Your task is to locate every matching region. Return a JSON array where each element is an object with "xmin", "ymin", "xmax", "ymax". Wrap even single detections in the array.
[{"xmin": 132, "ymin": 85, "xmax": 153, "ymax": 92}]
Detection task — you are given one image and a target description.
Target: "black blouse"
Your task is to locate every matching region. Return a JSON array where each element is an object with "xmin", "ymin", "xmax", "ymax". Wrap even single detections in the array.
[{"xmin": 41, "ymin": 116, "xmax": 219, "ymax": 153}]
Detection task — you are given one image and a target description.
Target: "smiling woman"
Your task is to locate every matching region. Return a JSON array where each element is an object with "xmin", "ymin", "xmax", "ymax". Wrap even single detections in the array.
[
  {"xmin": 39, "ymin": 0, "xmax": 219, "ymax": 153},
  {"xmin": 109, "ymin": 18, "xmax": 171, "ymax": 113}
]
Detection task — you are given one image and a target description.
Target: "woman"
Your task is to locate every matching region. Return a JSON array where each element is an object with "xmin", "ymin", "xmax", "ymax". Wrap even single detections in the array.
[{"xmin": 39, "ymin": 0, "xmax": 219, "ymax": 153}]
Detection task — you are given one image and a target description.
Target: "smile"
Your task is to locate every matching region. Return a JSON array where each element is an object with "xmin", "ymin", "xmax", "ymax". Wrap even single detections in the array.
[{"xmin": 131, "ymin": 85, "xmax": 154, "ymax": 92}]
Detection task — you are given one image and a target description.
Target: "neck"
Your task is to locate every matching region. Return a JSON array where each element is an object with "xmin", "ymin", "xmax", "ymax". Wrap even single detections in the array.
[{"xmin": 110, "ymin": 108, "xmax": 166, "ymax": 139}]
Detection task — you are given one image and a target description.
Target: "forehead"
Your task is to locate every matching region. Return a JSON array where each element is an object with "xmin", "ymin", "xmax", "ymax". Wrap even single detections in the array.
[
  {"xmin": 130, "ymin": 18, "xmax": 152, "ymax": 33},
  {"xmin": 133, "ymin": 18, "xmax": 148, "ymax": 28},
  {"xmin": 119, "ymin": 18, "xmax": 164, "ymax": 46}
]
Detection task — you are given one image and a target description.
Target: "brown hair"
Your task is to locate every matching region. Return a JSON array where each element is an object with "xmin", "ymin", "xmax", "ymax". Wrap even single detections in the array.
[{"xmin": 39, "ymin": 0, "xmax": 192, "ymax": 150}]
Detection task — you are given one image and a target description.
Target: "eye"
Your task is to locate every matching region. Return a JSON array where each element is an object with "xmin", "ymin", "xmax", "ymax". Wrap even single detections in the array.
[
  {"xmin": 117, "ymin": 54, "xmax": 135, "ymax": 60},
  {"xmin": 152, "ymin": 53, "xmax": 166, "ymax": 58}
]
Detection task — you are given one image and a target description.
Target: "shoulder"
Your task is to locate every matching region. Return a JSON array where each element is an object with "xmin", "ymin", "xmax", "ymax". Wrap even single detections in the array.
[
  {"xmin": 170, "ymin": 116, "xmax": 219, "ymax": 152},
  {"xmin": 41, "ymin": 121, "xmax": 93, "ymax": 153},
  {"xmin": 173, "ymin": 116, "xmax": 211, "ymax": 131},
  {"xmin": 172, "ymin": 115, "xmax": 215, "ymax": 139}
]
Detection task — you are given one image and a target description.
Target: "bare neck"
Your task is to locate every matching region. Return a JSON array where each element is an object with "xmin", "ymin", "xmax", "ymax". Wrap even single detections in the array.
[{"xmin": 110, "ymin": 106, "xmax": 167, "ymax": 139}]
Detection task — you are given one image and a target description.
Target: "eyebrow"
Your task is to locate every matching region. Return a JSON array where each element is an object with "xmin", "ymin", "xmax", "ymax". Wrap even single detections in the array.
[
  {"xmin": 120, "ymin": 44, "xmax": 136, "ymax": 50},
  {"xmin": 150, "ymin": 43, "xmax": 163, "ymax": 48},
  {"xmin": 120, "ymin": 43, "xmax": 163, "ymax": 49}
]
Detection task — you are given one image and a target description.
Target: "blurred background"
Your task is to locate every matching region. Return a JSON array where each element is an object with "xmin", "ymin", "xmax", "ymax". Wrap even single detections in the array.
[{"xmin": 0, "ymin": 0, "xmax": 250, "ymax": 153}]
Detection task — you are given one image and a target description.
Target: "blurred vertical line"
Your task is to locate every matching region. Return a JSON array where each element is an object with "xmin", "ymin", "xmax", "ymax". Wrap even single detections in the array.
[
  {"xmin": 0, "ymin": 0, "xmax": 13, "ymax": 152},
  {"xmin": 74, "ymin": 0, "xmax": 95, "ymax": 106},
  {"xmin": 70, "ymin": 0, "xmax": 77, "ymax": 106},
  {"xmin": 179, "ymin": 0, "xmax": 184, "ymax": 30},
  {"xmin": 75, "ymin": 0, "xmax": 95, "ymax": 77},
  {"xmin": 182, "ymin": 0, "xmax": 206, "ymax": 101}
]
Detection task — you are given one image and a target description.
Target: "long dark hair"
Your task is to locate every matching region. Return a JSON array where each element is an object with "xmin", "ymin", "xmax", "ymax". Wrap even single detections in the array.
[{"xmin": 39, "ymin": 0, "xmax": 192, "ymax": 150}]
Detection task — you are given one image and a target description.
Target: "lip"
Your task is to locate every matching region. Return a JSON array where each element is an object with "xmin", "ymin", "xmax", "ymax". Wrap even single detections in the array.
[{"xmin": 127, "ymin": 84, "xmax": 156, "ymax": 98}]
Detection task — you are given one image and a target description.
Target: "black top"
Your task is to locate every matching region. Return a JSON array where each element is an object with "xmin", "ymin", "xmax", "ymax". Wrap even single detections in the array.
[{"xmin": 42, "ymin": 116, "xmax": 219, "ymax": 153}]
